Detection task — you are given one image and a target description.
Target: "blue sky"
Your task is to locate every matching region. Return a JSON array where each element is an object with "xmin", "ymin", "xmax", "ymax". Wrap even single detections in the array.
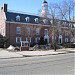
[{"xmin": 0, "ymin": 0, "xmax": 65, "ymax": 14}]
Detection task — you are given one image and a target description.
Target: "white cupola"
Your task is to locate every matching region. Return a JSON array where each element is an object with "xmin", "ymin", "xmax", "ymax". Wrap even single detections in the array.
[{"xmin": 41, "ymin": 0, "xmax": 49, "ymax": 18}]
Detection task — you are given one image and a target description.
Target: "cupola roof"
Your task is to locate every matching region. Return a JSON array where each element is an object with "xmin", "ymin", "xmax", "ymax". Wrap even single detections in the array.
[{"xmin": 43, "ymin": 0, "xmax": 47, "ymax": 3}]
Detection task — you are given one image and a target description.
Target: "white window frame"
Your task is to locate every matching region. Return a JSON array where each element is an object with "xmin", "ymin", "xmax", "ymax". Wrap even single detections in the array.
[
  {"xmin": 36, "ymin": 28, "xmax": 40, "ymax": 35},
  {"xmin": 16, "ymin": 37, "xmax": 21, "ymax": 43},
  {"xmin": 26, "ymin": 37, "xmax": 28, "ymax": 41},
  {"xmin": 44, "ymin": 29, "xmax": 48, "ymax": 35},
  {"xmin": 35, "ymin": 37, "xmax": 40, "ymax": 43},
  {"xmin": 27, "ymin": 27, "xmax": 30, "ymax": 35},
  {"xmin": 65, "ymin": 38, "xmax": 68, "ymax": 43},
  {"xmin": 34, "ymin": 18, "xmax": 38, "ymax": 23},
  {"xmin": 25, "ymin": 17, "xmax": 30, "ymax": 22},
  {"xmin": 43, "ymin": 19, "xmax": 48, "ymax": 24},
  {"xmin": 16, "ymin": 15, "xmax": 20, "ymax": 21},
  {"xmin": 65, "ymin": 31, "xmax": 68, "ymax": 36},
  {"xmin": 30, "ymin": 37, "xmax": 31, "ymax": 43},
  {"xmin": 70, "ymin": 38, "xmax": 74, "ymax": 43},
  {"xmin": 16, "ymin": 27, "xmax": 21, "ymax": 34},
  {"xmin": 26, "ymin": 37, "xmax": 31, "ymax": 43}
]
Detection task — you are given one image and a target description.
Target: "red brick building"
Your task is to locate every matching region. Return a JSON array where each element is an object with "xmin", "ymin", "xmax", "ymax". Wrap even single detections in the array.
[{"xmin": 0, "ymin": 1, "xmax": 74, "ymax": 47}]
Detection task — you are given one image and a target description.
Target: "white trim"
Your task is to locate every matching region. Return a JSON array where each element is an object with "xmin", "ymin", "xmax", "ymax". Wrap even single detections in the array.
[
  {"xmin": 44, "ymin": 35, "xmax": 49, "ymax": 43},
  {"xmin": 34, "ymin": 18, "xmax": 38, "ymax": 23},
  {"xmin": 26, "ymin": 37, "xmax": 28, "ymax": 41},
  {"xmin": 16, "ymin": 27, "xmax": 21, "ymax": 34},
  {"xmin": 4, "ymin": 12, "xmax": 7, "ymax": 20},
  {"xmin": 6, "ymin": 21, "xmax": 51, "ymax": 27},
  {"xmin": 25, "ymin": 17, "xmax": 30, "ymax": 22},
  {"xmin": 16, "ymin": 37, "xmax": 21, "ymax": 43},
  {"xmin": 58, "ymin": 35, "xmax": 62, "ymax": 44},
  {"xmin": 35, "ymin": 37, "xmax": 40, "ymax": 43},
  {"xmin": 70, "ymin": 38, "xmax": 74, "ymax": 42},
  {"xmin": 30, "ymin": 37, "xmax": 31, "ymax": 43},
  {"xmin": 65, "ymin": 38, "xmax": 68, "ymax": 43},
  {"xmin": 16, "ymin": 15, "xmax": 20, "ymax": 21}
]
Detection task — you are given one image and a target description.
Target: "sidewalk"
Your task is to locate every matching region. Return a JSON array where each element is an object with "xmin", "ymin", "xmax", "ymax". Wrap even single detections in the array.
[
  {"xmin": 0, "ymin": 48, "xmax": 75, "ymax": 59},
  {"xmin": 0, "ymin": 50, "xmax": 23, "ymax": 59}
]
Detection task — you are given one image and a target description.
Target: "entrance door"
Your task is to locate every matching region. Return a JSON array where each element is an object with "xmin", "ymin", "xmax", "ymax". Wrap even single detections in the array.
[
  {"xmin": 45, "ymin": 39, "xmax": 47, "ymax": 44},
  {"xmin": 59, "ymin": 35, "xmax": 62, "ymax": 44},
  {"xmin": 59, "ymin": 38, "xmax": 62, "ymax": 44}
]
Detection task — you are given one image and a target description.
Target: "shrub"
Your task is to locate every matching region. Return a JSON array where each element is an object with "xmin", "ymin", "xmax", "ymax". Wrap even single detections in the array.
[
  {"xmin": 62, "ymin": 43, "xmax": 74, "ymax": 48},
  {"xmin": 39, "ymin": 37, "xmax": 45, "ymax": 45},
  {"xmin": 0, "ymin": 34, "xmax": 8, "ymax": 48}
]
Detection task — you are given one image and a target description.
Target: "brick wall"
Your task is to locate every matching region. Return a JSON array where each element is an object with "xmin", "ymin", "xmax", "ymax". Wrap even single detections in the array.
[{"xmin": 5, "ymin": 22, "xmax": 71, "ymax": 47}]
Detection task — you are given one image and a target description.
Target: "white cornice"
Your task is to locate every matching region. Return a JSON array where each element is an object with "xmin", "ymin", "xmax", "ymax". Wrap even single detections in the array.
[{"xmin": 6, "ymin": 21, "xmax": 51, "ymax": 27}]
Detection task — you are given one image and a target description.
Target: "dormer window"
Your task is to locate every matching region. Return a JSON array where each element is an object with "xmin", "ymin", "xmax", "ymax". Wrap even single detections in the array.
[
  {"xmin": 25, "ymin": 17, "xmax": 30, "ymax": 22},
  {"xmin": 16, "ymin": 15, "xmax": 20, "ymax": 21},
  {"xmin": 34, "ymin": 18, "xmax": 38, "ymax": 23},
  {"xmin": 43, "ymin": 19, "xmax": 48, "ymax": 24}
]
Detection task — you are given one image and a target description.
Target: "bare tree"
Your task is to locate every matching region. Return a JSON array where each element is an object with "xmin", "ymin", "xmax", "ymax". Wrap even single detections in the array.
[
  {"xmin": 50, "ymin": 0, "xmax": 75, "ymax": 45},
  {"xmin": 49, "ymin": 3, "xmax": 59, "ymax": 51},
  {"xmin": 56, "ymin": 0, "xmax": 75, "ymax": 21}
]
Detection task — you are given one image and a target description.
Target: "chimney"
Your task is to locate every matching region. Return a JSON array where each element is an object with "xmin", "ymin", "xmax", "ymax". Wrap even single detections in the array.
[{"xmin": 1, "ymin": 4, "xmax": 7, "ymax": 12}]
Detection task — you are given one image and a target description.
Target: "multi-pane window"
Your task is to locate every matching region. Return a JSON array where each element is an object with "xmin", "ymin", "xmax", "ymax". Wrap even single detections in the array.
[
  {"xmin": 16, "ymin": 27, "xmax": 21, "ymax": 34},
  {"xmin": 26, "ymin": 37, "xmax": 28, "ymax": 41},
  {"xmin": 36, "ymin": 28, "xmax": 40, "ymax": 35},
  {"xmin": 27, "ymin": 28, "xmax": 30, "ymax": 35},
  {"xmin": 34, "ymin": 18, "xmax": 38, "ymax": 23},
  {"xmin": 59, "ymin": 30, "xmax": 62, "ymax": 35},
  {"xmin": 16, "ymin": 37, "xmax": 21, "ymax": 43},
  {"xmin": 70, "ymin": 38, "xmax": 74, "ymax": 43},
  {"xmin": 43, "ymin": 19, "xmax": 48, "ymax": 24},
  {"xmin": 26, "ymin": 37, "xmax": 31, "ymax": 43},
  {"xmin": 44, "ymin": 29, "xmax": 48, "ymax": 35},
  {"xmin": 30, "ymin": 37, "xmax": 31, "ymax": 43},
  {"xmin": 16, "ymin": 15, "xmax": 20, "ymax": 21},
  {"xmin": 35, "ymin": 37, "xmax": 40, "ymax": 43},
  {"xmin": 65, "ymin": 38, "xmax": 68, "ymax": 43},
  {"xmin": 25, "ymin": 17, "xmax": 30, "ymax": 22},
  {"xmin": 65, "ymin": 31, "xmax": 68, "ymax": 36}
]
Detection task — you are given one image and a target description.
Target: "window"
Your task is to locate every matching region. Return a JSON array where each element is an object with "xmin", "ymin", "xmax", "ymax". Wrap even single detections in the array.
[
  {"xmin": 26, "ymin": 37, "xmax": 31, "ymax": 43},
  {"xmin": 30, "ymin": 37, "xmax": 31, "ymax": 43},
  {"xmin": 34, "ymin": 18, "xmax": 38, "ymax": 23},
  {"xmin": 70, "ymin": 38, "xmax": 73, "ymax": 42},
  {"xmin": 44, "ymin": 29, "xmax": 48, "ymax": 35},
  {"xmin": 65, "ymin": 38, "xmax": 68, "ymax": 43},
  {"xmin": 16, "ymin": 37, "xmax": 21, "ymax": 43},
  {"xmin": 43, "ymin": 19, "xmax": 48, "ymax": 24},
  {"xmin": 74, "ymin": 24, "xmax": 75, "ymax": 28},
  {"xmin": 35, "ymin": 37, "xmax": 40, "ymax": 43},
  {"xmin": 63, "ymin": 22, "xmax": 67, "ymax": 27},
  {"xmin": 65, "ymin": 31, "xmax": 68, "ymax": 36},
  {"xmin": 25, "ymin": 17, "xmax": 30, "ymax": 22},
  {"xmin": 16, "ymin": 15, "xmax": 20, "ymax": 21},
  {"xmin": 27, "ymin": 27, "xmax": 30, "ymax": 35},
  {"xmin": 59, "ymin": 30, "xmax": 62, "ymax": 35},
  {"xmin": 36, "ymin": 28, "xmax": 40, "ymax": 35},
  {"xmin": 26, "ymin": 37, "xmax": 28, "ymax": 41},
  {"xmin": 16, "ymin": 27, "xmax": 21, "ymax": 34}
]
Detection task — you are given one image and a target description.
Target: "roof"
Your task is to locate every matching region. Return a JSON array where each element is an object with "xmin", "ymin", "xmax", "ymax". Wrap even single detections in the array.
[
  {"xmin": 5, "ymin": 12, "xmax": 51, "ymax": 25},
  {"xmin": 43, "ymin": 0, "xmax": 47, "ymax": 3}
]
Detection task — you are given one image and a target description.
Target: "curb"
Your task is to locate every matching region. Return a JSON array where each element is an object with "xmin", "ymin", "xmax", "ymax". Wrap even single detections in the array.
[
  {"xmin": 0, "ymin": 56, "xmax": 24, "ymax": 59},
  {"xmin": 0, "ymin": 51, "xmax": 75, "ymax": 59},
  {"xmin": 23, "ymin": 52, "xmax": 68, "ymax": 57}
]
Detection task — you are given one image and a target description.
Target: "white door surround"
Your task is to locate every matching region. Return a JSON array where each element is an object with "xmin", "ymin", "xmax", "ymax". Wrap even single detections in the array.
[{"xmin": 58, "ymin": 35, "xmax": 62, "ymax": 44}]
